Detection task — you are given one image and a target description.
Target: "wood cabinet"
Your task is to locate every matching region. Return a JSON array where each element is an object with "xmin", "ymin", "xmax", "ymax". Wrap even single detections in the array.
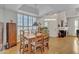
[
  {"xmin": 0, "ymin": 22, "xmax": 3, "ymax": 50},
  {"xmin": 6, "ymin": 23, "xmax": 17, "ymax": 48}
]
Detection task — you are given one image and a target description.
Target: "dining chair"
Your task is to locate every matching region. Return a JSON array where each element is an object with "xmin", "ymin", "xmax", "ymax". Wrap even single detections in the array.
[{"xmin": 31, "ymin": 34, "xmax": 44, "ymax": 54}]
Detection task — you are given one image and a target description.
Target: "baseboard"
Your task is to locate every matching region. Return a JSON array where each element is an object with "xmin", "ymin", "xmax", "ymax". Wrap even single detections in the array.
[{"xmin": 50, "ymin": 35, "xmax": 77, "ymax": 38}]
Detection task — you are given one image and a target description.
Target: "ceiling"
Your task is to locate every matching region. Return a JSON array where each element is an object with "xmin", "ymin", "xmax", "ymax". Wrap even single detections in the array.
[{"xmin": 0, "ymin": 4, "xmax": 79, "ymax": 17}]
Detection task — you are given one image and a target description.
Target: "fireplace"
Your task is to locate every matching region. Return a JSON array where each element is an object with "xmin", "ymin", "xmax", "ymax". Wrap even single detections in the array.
[
  {"xmin": 58, "ymin": 30, "xmax": 66, "ymax": 37},
  {"xmin": 76, "ymin": 30, "xmax": 79, "ymax": 37}
]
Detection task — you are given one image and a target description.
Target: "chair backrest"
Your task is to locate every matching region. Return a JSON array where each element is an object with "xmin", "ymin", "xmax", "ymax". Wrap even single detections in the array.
[{"xmin": 36, "ymin": 34, "xmax": 43, "ymax": 42}]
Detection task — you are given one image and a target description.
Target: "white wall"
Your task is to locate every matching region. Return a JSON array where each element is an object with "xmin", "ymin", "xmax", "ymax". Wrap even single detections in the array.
[
  {"xmin": 37, "ymin": 14, "xmax": 58, "ymax": 37},
  {"xmin": 66, "ymin": 9, "xmax": 79, "ymax": 36},
  {"xmin": 67, "ymin": 18, "xmax": 75, "ymax": 36},
  {"xmin": 57, "ymin": 11, "xmax": 67, "ymax": 27},
  {"xmin": 67, "ymin": 17, "xmax": 79, "ymax": 36},
  {"xmin": 36, "ymin": 8, "xmax": 79, "ymax": 37},
  {"xmin": 0, "ymin": 8, "xmax": 17, "ymax": 49},
  {"xmin": 48, "ymin": 20, "xmax": 58, "ymax": 37}
]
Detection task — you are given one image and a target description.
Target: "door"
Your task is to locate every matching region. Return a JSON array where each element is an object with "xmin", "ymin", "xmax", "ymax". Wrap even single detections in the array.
[{"xmin": 48, "ymin": 20, "xmax": 58, "ymax": 37}]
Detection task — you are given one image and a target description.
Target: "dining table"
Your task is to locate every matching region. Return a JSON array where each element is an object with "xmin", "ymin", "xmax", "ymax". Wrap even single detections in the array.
[{"xmin": 24, "ymin": 33, "xmax": 42, "ymax": 53}]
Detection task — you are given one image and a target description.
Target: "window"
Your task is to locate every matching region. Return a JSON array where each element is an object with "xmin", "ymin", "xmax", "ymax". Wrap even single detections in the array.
[
  {"xmin": 44, "ymin": 21, "xmax": 48, "ymax": 27},
  {"xmin": 75, "ymin": 20, "xmax": 78, "ymax": 28},
  {"xmin": 75, "ymin": 20, "xmax": 78, "ymax": 34},
  {"xmin": 24, "ymin": 15, "xmax": 28, "ymax": 26},
  {"xmin": 33, "ymin": 17, "xmax": 36, "ymax": 23},
  {"xmin": 44, "ymin": 19, "xmax": 57, "ymax": 27},
  {"xmin": 17, "ymin": 14, "xmax": 36, "ymax": 36},
  {"xmin": 17, "ymin": 14, "xmax": 23, "ymax": 26},
  {"xmin": 29, "ymin": 16, "xmax": 33, "ymax": 26},
  {"xmin": 44, "ymin": 19, "xmax": 49, "ymax": 27}
]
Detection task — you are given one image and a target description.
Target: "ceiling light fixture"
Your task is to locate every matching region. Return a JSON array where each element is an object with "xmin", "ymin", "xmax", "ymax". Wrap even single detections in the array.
[{"xmin": 45, "ymin": 19, "xmax": 56, "ymax": 21}]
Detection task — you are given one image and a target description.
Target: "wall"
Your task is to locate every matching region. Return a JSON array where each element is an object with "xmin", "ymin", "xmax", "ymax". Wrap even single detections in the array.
[
  {"xmin": 67, "ymin": 17, "xmax": 79, "ymax": 36},
  {"xmin": 37, "ymin": 14, "xmax": 58, "ymax": 37},
  {"xmin": 57, "ymin": 11, "xmax": 67, "ymax": 27},
  {"xmin": 38, "ymin": 9, "xmax": 79, "ymax": 37},
  {"xmin": 48, "ymin": 20, "xmax": 58, "ymax": 37},
  {"xmin": 67, "ymin": 18, "xmax": 75, "ymax": 36},
  {"xmin": 66, "ymin": 9, "xmax": 79, "ymax": 36},
  {"xmin": 0, "ymin": 8, "xmax": 17, "ymax": 49}
]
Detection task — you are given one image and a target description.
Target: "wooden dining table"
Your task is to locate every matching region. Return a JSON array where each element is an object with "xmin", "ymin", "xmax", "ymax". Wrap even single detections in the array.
[
  {"xmin": 24, "ymin": 33, "xmax": 42, "ymax": 53},
  {"xmin": 20, "ymin": 32, "xmax": 49, "ymax": 53}
]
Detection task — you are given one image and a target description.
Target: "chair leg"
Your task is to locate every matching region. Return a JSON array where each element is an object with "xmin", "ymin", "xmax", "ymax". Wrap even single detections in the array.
[
  {"xmin": 35, "ymin": 47, "xmax": 43, "ymax": 54},
  {"xmin": 45, "ymin": 43, "xmax": 49, "ymax": 49}
]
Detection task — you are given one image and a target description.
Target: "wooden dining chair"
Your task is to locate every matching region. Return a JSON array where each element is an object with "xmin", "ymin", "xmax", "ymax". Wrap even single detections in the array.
[
  {"xmin": 43, "ymin": 34, "xmax": 49, "ymax": 50},
  {"xmin": 31, "ymin": 34, "xmax": 44, "ymax": 54},
  {"xmin": 20, "ymin": 30, "xmax": 29, "ymax": 54}
]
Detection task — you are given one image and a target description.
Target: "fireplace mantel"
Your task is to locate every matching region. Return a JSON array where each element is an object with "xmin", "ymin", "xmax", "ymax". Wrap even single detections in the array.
[{"xmin": 58, "ymin": 27, "xmax": 68, "ymax": 30}]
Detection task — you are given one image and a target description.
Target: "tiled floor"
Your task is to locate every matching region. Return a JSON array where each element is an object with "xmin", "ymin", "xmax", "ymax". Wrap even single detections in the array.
[{"xmin": 0, "ymin": 36, "xmax": 79, "ymax": 54}]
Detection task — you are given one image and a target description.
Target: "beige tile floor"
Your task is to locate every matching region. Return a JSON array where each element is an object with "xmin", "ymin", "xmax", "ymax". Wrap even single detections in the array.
[{"xmin": 0, "ymin": 36, "xmax": 79, "ymax": 54}]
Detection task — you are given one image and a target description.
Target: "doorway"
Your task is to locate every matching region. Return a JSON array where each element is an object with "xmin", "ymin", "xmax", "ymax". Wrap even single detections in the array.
[{"xmin": 44, "ymin": 19, "xmax": 58, "ymax": 37}]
